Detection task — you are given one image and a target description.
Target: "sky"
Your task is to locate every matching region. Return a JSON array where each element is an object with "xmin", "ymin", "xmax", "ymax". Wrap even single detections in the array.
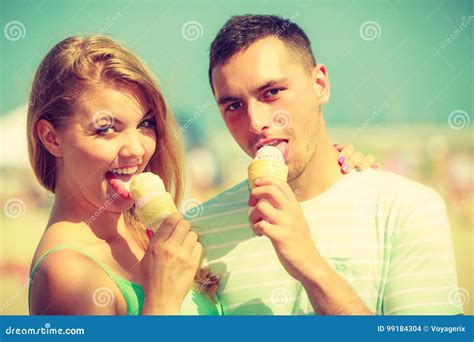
[{"xmin": 0, "ymin": 0, "xmax": 472, "ymax": 131}]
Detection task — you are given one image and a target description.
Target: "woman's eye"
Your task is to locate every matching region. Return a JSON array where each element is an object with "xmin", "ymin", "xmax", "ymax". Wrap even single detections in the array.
[
  {"xmin": 96, "ymin": 125, "xmax": 115, "ymax": 136},
  {"xmin": 138, "ymin": 118, "xmax": 155, "ymax": 129},
  {"xmin": 263, "ymin": 88, "xmax": 281, "ymax": 98},
  {"xmin": 227, "ymin": 102, "xmax": 242, "ymax": 112}
]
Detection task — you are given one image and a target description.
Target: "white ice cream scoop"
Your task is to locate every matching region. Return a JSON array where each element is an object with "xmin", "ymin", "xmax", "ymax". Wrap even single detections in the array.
[{"xmin": 254, "ymin": 145, "xmax": 285, "ymax": 163}]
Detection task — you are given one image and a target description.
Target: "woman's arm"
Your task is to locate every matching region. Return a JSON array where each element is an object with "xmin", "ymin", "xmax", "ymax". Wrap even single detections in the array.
[{"xmin": 29, "ymin": 248, "xmax": 120, "ymax": 315}]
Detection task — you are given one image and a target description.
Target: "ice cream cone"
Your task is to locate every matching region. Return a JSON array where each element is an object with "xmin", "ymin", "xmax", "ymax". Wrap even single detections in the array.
[
  {"xmin": 248, "ymin": 146, "xmax": 288, "ymax": 190},
  {"xmin": 129, "ymin": 172, "xmax": 178, "ymax": 233},
  {"xmin": 134, "ymin": 192, "xmax": 177, "ymax": 233}
]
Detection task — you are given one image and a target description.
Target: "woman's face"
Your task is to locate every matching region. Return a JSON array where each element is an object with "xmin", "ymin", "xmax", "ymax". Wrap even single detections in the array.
[{"xmin": 56, "ymin": 85, "xmax": 157, "ymax": 213}]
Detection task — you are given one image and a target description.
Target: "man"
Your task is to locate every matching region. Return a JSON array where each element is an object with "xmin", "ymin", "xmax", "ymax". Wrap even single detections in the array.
[{"xmin": 187, "ymin": 15, "xmax": 462, "ymax": 315}]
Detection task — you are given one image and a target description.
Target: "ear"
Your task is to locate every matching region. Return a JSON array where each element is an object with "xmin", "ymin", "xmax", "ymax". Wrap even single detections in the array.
[
  {"xmin": 36, "ymin": 119, "xmax": 63, "ymax": 157},
  {"xmin": 312, "ymin": 64, "xmax": 330, "ymax": 105}
]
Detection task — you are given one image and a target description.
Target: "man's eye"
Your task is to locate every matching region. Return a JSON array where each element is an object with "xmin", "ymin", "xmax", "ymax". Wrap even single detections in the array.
[
  {"xmin": 227, "ymin": 102, "xmax": 242, "ymax": 111},
  {"xmin": 138, "ymin": 118, "xmax": 155, "ymax": 129},
  {"xmin": 96, "ymin": 125, "xmax": 115, "ymax": 136},
  {"xmin": 263, "ymin": 88, "xmax": 281, "ymax": 98}
]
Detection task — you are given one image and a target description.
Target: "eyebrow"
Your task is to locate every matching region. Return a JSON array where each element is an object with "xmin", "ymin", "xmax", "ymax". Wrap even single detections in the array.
[
  {"xmin": 112, "ymin": 109, "xmax": 153, "ymax": 125},
  {"xmin": 216, "ymin": 78, "xmax": 289, "ymax": 105}
]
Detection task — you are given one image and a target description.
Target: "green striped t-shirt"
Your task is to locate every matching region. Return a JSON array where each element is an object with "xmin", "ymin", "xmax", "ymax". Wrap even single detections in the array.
[{"xmin": 186, "ymin": 169, "xmax": 463, "ymax": 315}]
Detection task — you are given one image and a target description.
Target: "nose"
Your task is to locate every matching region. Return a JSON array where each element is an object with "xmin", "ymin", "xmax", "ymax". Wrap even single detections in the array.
[
  {"xmin": 247, "ymin": 100, "xmax": 270, "ymax": 134},
  {"xmin": 119, "ymin": 130, "xmax": 145, "ymax": 160}
]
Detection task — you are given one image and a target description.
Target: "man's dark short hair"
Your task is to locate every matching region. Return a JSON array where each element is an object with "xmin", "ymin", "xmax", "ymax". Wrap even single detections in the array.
[{"xmin": 208, "ymin": 14, "xmax": 317, "ymax": 91}]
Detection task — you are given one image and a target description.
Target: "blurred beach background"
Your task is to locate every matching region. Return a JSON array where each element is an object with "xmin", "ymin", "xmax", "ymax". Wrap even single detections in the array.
[{"xmin": 1, "ymin": 0, "xmax": 472, "ymax": 315}]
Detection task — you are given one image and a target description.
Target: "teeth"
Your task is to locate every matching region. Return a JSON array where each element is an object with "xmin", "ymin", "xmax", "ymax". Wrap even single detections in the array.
[{"xmin": 110, "ymin": 166, "xmax": 138, "ymax": 175}]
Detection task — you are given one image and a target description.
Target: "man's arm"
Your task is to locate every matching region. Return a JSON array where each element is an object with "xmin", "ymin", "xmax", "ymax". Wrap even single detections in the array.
[{"xmin": 249, "ymin": 177, "xmax": 373, "ymax": 315}]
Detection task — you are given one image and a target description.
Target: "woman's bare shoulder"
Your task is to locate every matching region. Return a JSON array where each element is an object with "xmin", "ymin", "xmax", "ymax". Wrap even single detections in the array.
[
  {"xmin": 32, "ymin": 221, "xmax": 94, "ymax": 263},
  {"xmin": 29, "ymin": 222, "xmax": 121, "ymax": 315},
  {"xmin": 29, "ymin": 247, "xmax": 121, "ymax": 315}
]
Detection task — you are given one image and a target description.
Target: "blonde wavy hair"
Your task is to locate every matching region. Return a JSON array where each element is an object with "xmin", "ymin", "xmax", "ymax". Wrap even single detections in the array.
[{"xmin": 26, "ymin": 35, "xmax": 218, "ymax": 300}]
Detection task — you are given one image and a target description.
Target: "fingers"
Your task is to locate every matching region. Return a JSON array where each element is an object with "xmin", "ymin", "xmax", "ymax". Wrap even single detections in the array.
[
  {"xmin": 248, "ymin": 184, "xmax": 288, "ymax": 209},
  {"xmin": 168, "ymin": 219, "xmax": 191, "ymax": 246},
  {"xmin": 252, "ymin": 220, "xmax": 278, "ymax": 240},
  {"xmin": 337, "ymin": 145, "xmax": 355, "ymax": 172},
  {"xmin": 189, "ymin": 242, "xmax": 203, "ymax": 269},
  {"xmin": 337, "ymin": 144, "xmax": 355, "ymax": 162},
  {"xmin": 181, "ymin": 230, "xmax": 199, "ymax": 255},
  {"xmin": 252, "ymin": 177, "xmax": 296, "ymax": 202},
  {"xmin": 152, "ymin": 212, "xmax": 183, "ymax": 243},
  {"xmin": 249, "ymin": 199, "xmax": 280, "ymax": 227},
  {"xmin": 344, "ymin": 151, "xmax": 365, "ymax": 173},
  {"xmin": 358, "ymin": 154, "xmax": 375, "ymax": 171},
  {"xmin": 342, "ymin": 149, "xmax": 379, "ymax": 173},
  {"xmin": 337, "ymin": 145, "xmax": 380, "ymax": 174}
]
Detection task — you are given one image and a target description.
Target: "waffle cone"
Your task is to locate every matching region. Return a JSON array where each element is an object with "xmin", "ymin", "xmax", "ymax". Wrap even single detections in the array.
[
  {"xmin": 135, "ymin": 192, "xmax": 177, "ymax": 233},
  {"xmin": 248, "ymin": 159, "xmax": 288, "ymax": 190}
]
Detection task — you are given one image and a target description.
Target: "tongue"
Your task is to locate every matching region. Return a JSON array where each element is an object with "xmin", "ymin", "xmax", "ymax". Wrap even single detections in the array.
[
  {"xmin": 106, "ymin": 171, "xmax": 131, "ymax": 199},
  {"xmin": 275, "ymin": 141, "xmax": 288, "ymax": 160}
]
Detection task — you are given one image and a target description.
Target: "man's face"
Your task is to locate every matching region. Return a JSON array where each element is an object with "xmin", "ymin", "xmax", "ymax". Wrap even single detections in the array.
[{"xmin": 212, "ymin": 36, "xmax": 330, "ymax": 180}]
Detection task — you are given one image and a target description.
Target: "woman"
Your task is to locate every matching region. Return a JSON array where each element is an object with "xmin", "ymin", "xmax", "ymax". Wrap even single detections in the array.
[{"xmin": 27, "ymin": 35, "xmax": 375, "ymax": 315}]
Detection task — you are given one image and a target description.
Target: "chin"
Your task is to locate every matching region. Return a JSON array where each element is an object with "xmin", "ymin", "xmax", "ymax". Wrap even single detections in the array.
[
  {"xmin": 96, "ymin": 191, "xmax": 133, "ymax": 211},
  {"xmin": 287, "ymin": 162, "xmax": 306, "ymax": 181}
]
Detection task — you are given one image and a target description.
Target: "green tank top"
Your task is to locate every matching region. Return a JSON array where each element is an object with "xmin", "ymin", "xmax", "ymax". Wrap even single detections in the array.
[{"xmin": 28, "ymin": 244, "xmax": 222, "ymax": 315}]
